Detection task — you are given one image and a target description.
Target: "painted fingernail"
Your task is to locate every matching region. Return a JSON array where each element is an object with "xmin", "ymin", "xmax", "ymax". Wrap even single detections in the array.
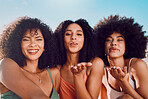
[
  {"xmin": 88, "ymin": 62, "xmax": 92, "ymax": 65},
  {"xmin": 77, "ymin": 64, "xmax": 81, "ymax": 66},
  {"xmin": 73, "ymin": 66, "xmax": 77, "ymax": 69}
]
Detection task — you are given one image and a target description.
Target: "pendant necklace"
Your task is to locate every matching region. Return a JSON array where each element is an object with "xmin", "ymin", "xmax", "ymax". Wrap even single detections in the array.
[
  {"xmin": 36, "ymin": 73, "xmax": 42, "ymax": 83},
  {"xmin": 22, "ymin": 68, "xmax": 44, "ymax": 83}
]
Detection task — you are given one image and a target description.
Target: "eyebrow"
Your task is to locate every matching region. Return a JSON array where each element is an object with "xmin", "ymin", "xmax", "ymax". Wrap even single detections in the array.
[
  {"xmin": 23, "ymin": 36, "xmax": 42, "ymax": 38},
  {"xmin": 23, "ymin": 36, "xmax": 30, "ymax": 38},
  {"xmin": 107, "ymin": 35, "xmax": 124, "ymax": 38},
  {"xmin": 65, "ymin": 30, "xmax": 83, "ymax": 32}
]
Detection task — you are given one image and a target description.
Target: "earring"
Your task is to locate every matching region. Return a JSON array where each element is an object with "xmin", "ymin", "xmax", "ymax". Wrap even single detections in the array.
[{"xmin": 105, "ymin": 53, "xmax": 107, "ymax": 57}]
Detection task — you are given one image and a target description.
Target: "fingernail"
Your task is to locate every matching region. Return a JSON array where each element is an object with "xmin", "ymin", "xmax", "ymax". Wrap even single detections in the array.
[
  {"xmin": 73, "ymin": 66, "xmax": 77, "ymax": 69},
  {"xmin": 88, "ymin": 62, "xmax": 92, "ymax": 65},
  {"xmin": 77, "ymin": 64, "xmax": 81, "ymax": 66}
]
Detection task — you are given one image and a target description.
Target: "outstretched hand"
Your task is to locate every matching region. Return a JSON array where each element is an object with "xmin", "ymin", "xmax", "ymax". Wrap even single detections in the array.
[
  {"xmin": 107, "ymin": 56, "xmax": 129, "ymax": 82},
  {"xmin": 70, "ymin": 62, "xmax": 92, "ymax": 74},
  {"xmin": 107, "ymin": 66, "xmax": 129, "ymax": 82}
]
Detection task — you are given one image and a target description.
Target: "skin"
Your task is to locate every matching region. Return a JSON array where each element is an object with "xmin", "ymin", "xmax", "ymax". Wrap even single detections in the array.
[
  {"xmin": 60, "ymin": 23, "xmax": 104, "ymax": 99},
  {"xmin": 0, "ymin": 29, "xmax": 60, "ymax": 99},
  {"xmin": 102, "ymin": 32, "xmax": 148, "ymax": 99}
]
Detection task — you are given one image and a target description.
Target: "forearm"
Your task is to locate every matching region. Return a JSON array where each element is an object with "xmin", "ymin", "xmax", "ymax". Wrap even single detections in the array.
[
  {"xmin": 120, "ymin": 80, "xmax": 143, "ymax": 99},
  {"xmin": 74, "ymin": 74, "xmax": 92, "ymax": 99}
]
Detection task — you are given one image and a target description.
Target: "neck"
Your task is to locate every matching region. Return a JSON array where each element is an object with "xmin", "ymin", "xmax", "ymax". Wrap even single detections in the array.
[
  {"xmin": 23, "ymin": 59, "xmax": 40, "ymax": 73},
  {"xmin": 109, "ymin": 56, "xmax": 125, "ymax": 68},
  {"xmin": 65, "ymin": 52, "xmax": 79, "ymax": 66}
]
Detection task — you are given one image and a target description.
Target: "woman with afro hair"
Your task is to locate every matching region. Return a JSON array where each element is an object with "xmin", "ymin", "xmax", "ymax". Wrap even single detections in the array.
[
  {"xmin": 95, "ymin": 15, "xmax": 148, "ymax": 99},
  {"xmin": 53, "ymin": 19, "xmax": 104, "ymax": 99},
  {"xmin": 0, "ymin": 17, "xmax": 60, "ymax": 99}
]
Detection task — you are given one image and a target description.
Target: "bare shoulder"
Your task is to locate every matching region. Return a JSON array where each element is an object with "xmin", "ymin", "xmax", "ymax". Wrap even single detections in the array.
[
  {"xmin": 131, "ymin": 58, "xmax": 148, "ymax": 71},
  {"xmin": 49, "ymin": 66, "xmax": 60, "ymax": 80},
  {"xmin": 49, "ymin": 66, "xmax": 60, "ymax": 92},
  {"xmin": 91, "ymin": 57, "xmax": 104, "ymax": 69},
  {"xmin": 130, "ymin": 58, "xmax": 148, "ymax": 76},
  {"xmin": 87, "ymin": 57, "xmax": 104, "ymax": 76},
  {"xmin": 50, "ymin": 66, "xmax": 60, "ymax": 76}
]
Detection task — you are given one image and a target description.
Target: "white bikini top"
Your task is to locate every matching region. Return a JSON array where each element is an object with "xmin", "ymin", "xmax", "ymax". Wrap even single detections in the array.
[{"xmin": 102, "ymin": 58, "xmax": 136, "ymax": 99}]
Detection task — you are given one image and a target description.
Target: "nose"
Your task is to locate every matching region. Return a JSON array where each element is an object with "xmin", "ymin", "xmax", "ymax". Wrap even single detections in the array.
[
  {"xmin": 29, "ymin": 40, "xmax": 36, "ymax": 47},
  {"xmin": 71, "ymin": 34, "xmax": 76, "ymax": 40},
  {"xmin": 111, "ymin": 39, "xmax": 117, "ymax": 46}
]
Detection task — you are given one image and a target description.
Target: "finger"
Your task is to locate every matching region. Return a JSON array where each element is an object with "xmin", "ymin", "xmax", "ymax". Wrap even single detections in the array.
[
  {"xmin": 116, "ymin": 67, "xmax": 123, "ymax": 74},
  {"xmin": 71, "ymin": 65, "xmax": 78, "ymax": 73},
  {"xmin": 77, "ymin": 65, "xmax": 82, "ymax": 71},
  {"xmin": 86, "ymin": 62, "xmax": 92, "ymax": 66},
  {"xmin": 122, "ymin": 66, "xmax": 127, "ymax": 74},
  {"xmin": 110, "ymin": 67, "xmax": 118, "ymax": 75}
]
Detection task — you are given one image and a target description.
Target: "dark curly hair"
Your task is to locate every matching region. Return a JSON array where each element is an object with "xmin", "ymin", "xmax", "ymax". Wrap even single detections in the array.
[
  {"xmin": 53, "ymin": 19, "xmax": 97, "ymax": 66},
  {"xmin": 0, "ymin": 16, "xmax": 56, "ymax": 69},
  {"xmin": 94, "ymin": 15, "xmax": 147, "ymax": 65}
]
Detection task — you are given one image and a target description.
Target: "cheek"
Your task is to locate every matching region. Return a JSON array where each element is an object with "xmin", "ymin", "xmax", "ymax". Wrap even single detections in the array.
[
  {"xmin": 120, "ymin": 43, "xmax": 126, "ymax": 51},
  {"xmin": 21, "ymin": 42, "xmax": 27, "ymax": 51},
  {"xmin": 80, "ymin": 38, "xmax": 84, "ymax": 46},
  {"xmin": 64, "ymin": 37, "xmax": 69, "ymax": 44},
  {"xmin": 105, "ymin": 43, "xmax": 110, "ymax": 51},
  {"xmin": 39, "ymin": 42, "xmax": 44, "ymax": 50}
]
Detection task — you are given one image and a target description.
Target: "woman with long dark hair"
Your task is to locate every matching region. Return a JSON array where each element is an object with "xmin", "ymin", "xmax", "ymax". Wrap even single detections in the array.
[
  {"xmin": 54, "ymin": 19, "xmax": 104, "ymax": 99},
  {"xmin": 0, "ymin": 17, "xmax": 60, "ymax": 99}
]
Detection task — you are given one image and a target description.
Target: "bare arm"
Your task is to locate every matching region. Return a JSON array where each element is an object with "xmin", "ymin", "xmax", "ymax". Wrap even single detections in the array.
[
  {"xmin": 0, "ymin": 58, "xmax": 49, "ymax": 99},
  {"xmin": 120, "ymin": 59, "xmax": 148, "ymax": 99},
  {"xmin": 109, "ymin": 59, "xmax": 148, "ymax": 99},
  {"xmin": 71, "ymin": 57, "xmax": 104, "ymax": 99},
  {"xmin": 130, "ymin": 59, "xmax": 148, "ymax": 98}
]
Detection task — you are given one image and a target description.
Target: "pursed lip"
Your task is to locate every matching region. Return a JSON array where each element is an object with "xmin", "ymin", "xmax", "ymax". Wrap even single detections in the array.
[
  {"xmin": 109, "ymin": 47, "xmax": 119, "ymax": 52},
  {"xmin": 70, "ymin": 42, "xmax": 78, "ymax": 47}
]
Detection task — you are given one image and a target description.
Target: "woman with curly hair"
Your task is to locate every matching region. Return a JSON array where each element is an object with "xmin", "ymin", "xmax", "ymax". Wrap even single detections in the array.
[
  {"xmin": 95, "ymin": 15, "xmax": 148, "ymax": 99},
  {"xmin": 53, "ymin": 19, "xmax": 104, "ymax": 99},
  {"xmin": 0, "ymin": 17, "xmax": 60, "ymax": 99}
]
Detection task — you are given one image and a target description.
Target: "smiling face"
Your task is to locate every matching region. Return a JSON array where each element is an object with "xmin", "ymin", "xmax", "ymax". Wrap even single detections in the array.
[
  {"xmin": 64, "ymin": 23, "xmax": 84, "ymax": 54},
  {"xmin": 105, "ymin": 32, "xmax": 125, "ymax": 59},
  {"xmin": 21, "ymin": 29, "xmax": 44, "ymax": 61}
]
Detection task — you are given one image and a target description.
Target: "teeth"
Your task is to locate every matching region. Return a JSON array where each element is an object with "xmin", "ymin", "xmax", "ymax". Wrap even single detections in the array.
[
  {"xmin": 71, "ymin": 44, "xmax": 77, "ymax": 45},
  {"xmin": 28, "ymin": 50, "xmax": 38, "ymax": 52}
]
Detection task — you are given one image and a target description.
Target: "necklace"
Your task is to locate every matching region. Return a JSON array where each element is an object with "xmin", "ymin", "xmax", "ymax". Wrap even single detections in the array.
[
  {"xmin": 36, "ymin": 73, "xmax": 42, "ymax": 83},
  {"xmin": 22, "ymin": 68, "xmax": 44, "ymax": 83}
]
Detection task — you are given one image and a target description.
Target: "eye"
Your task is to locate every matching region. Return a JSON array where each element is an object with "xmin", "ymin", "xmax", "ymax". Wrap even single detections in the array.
[
  {"xmin": 117, "ymin": 39, "xmax": 123, "ymax": 41},
  {"xmin": 77, "ymin": 33, "xmax": 82, "ymax": 36},
  {"xmin": 36, "ymin": 39, "xmax": 43, "ymax": 41},
  {"xmin": 105, "ymin": 38, "xmax": 112, "ymax": 42},
  {"xmin": 65, "ymin": 32, "xmax": 71, "ymax": 36},
  {"xmin": 22, "ymin": 38, "xmax": 29, "ymax": 41},
  {"xmin": 117, "ymin": 38, "xmax": 124, "ymax": 41}
]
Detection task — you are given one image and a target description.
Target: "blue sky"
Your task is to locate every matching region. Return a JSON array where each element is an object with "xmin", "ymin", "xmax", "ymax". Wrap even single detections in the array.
[{"xmin": 0, "ymin": 0, "xmax": 148, "ymax": 35}]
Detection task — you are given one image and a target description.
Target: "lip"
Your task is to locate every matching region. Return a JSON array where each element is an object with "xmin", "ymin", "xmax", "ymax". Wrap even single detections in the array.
[
  {"xmin": 27, "ymin": 49, "xmax": 39, "ymax": 55},
  {"xmin": 70, "ymin": 42, "xmax": 78, "ymax": 47},
  {"xmin": 109, "ymin": 47, "xmax": 119, "ymax": 52}
]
